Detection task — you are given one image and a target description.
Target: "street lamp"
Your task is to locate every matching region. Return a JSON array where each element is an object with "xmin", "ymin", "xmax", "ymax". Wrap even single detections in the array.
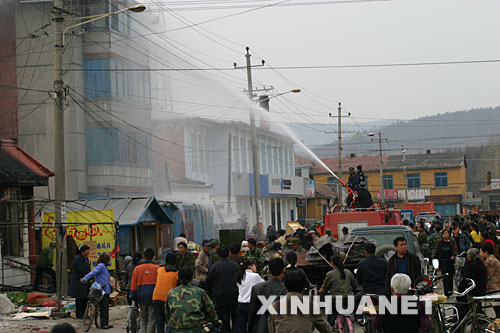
[
  {"xmin": 63, "ymin": 5, "xmax": 146, "ymax": 46},
  {"xmin": 255, "ymin": 89, "xmax": 301, "ymax": 103},
  {"xmin": 51, "ymin": 2, "xmax": 145, "ymax": 311}
]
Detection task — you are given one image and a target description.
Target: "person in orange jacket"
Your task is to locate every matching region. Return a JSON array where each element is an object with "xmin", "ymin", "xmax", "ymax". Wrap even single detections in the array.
[
  {"xmin": 131, "ymin": 248, "xmax": 158, "ymax": 333},
  {"xmin": 152, "ymin": 253, "xmax": 179, "ymax": 333}
]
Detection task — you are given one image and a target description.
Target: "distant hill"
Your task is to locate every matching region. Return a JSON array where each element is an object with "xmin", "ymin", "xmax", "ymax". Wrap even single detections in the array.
[
  {"xmin": 289, "ymin": 119, "xmax": 393, "ymax": 147},
  {"xmin": 310, "ymin": 106, "xmax": 500, "ymax": 158}
]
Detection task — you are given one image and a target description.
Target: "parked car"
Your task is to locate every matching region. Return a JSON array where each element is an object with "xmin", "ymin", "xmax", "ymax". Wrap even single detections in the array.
[
  {"xmin": 298, "ymin": 226, "xmax": 427, "ymax": 285},
  {"xmin": 416, "ymin": 212, "xmax": 441, "ymax": 229},
  {"xmin": 342, "ymin": 225, "xmax": 426, "ymax": 275}
]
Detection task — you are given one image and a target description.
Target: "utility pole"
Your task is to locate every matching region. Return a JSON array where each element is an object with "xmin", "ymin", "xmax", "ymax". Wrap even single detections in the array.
[
  {"xmin": 402, "ymin": 145, "xmax": 408, "ymax": 204},
  {"xmin": 378, "ymin": 132, "xmax": 385, "ymax": 207},
  {"xmin": 234, "ymin": 47, "xmax": 265, "ymax": 231},
  {"xmin": 227, "ymin": 133, "xmax": 232, "ymax": 214},
  {"xmin": 337, "ymin": 103, "xmax": 342, "ymax": 204},
  {"xmin": 328, "ymin": 103, "xmax": 352, "ymax": 204},
  {"xmin": 52, "ymin": 0, "xmax": 67, "ymax": 311}
]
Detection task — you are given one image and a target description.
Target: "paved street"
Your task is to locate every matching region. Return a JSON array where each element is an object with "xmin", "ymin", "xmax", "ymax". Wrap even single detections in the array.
[{"xmin": 0, "ymin": 305, "xmax": 129, "ymax": 333}]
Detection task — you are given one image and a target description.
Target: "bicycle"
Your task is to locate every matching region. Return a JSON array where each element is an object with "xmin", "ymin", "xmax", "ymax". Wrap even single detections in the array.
[
  {"xmin": 358, "ymin": 294, "xmax": 378, "ymax": 333},
  {"xmin": 417, "ymin": 259, "xmax": 492, "ymax": 333},
  {"xmin": 336, "ymin": 312, "xmax": 354, "ymax": 333},
  {"xmin": 82, "ymin": 285, "xmax": 104, "ymax": 332},
  {"xmin": 430, "ymin": 279, "xmax": 492, "ymax": 333},
  {"xmin": 126, "ymin": 300, "xmax": 140, "ymax": 333},
  {"xmin": 454, "ymin": 252, "xmax": 467, "ymax": 289}
]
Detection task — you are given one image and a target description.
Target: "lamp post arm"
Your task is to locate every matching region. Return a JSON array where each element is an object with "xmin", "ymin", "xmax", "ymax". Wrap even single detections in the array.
[
  {"xmin": 255, "ymin": 89, "xmax": 300, "ymax": 103},
  {"xmin": 62, "ymin": 7, "xmax": 130, "ymax": 46}
]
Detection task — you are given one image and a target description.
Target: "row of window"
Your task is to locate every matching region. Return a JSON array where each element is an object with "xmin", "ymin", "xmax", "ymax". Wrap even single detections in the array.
[
  {"xmin": 232, "ymin": 136, "xmax": 293, "ymax": 176},
  {"xmin": 84, "ymin": 58, "xmax": 151, "ymax": 105},
  {"xmin": 84, "ymin": 0, "xmax": 131, "ymax": 36},
  {"xmin": 383, "ymin": 172, "xmax": 448, "ymax": 189},
  {"xmin": 86, "ymin": 127, "xmax": 153, "ymax": 167},
  {"xmin": 189, "ymin": 133, "xmax": 210, "ymax": 181},
  {"xmin": 326, "ymin": 172, "xmax": 449, "ymax": 190}
]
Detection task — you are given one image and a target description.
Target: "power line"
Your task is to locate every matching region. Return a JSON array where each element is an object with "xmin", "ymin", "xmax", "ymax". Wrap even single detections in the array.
[
  {"xmin": 147, "ymin": 0, "xmax": 390, "ymax": 11},
  {"xmin": 64, "ymin": 58, "xmax": 500, "ymax": 72}
]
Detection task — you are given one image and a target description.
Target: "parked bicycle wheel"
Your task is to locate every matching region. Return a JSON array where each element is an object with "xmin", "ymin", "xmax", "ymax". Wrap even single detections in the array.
[
  {"xmin": 83, "ymin": 302, "xmax": 96, "ymax": 332},
  {"xmin": 363, "ymin": 318, "xmax": 375, "ymax": 333},
  {"xmin": 460, "ymin": 314, "xmax": 492, "ymax": 333},
  {"xmin": 429, "ymin": 313, "xmax": 442, "ymax": 333},
  {"xmin": 340, "ymin": 315, "xmax": 354, "ymax": 333},
  {"xmin": 126, "ymin": 304, "xmax": 139, "ymax": 333}
]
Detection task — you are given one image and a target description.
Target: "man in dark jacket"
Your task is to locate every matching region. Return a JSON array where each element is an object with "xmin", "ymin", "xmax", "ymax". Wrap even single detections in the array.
[
  {"xmin": 355, "ymin": 182, "xmax": 373, "ymax": 209},
  {"xmin": 248, "ymin": 258, "xmax": 287, "ymax": 333},
  {"xmin": 347, "ymin": 166, "xmax": 360, "ymax": 190},
  {"xmin": 228, "ymin": 243, "xmax": 243, "ymax": 265},
  {"xmin": 357, "ymin": 165, "xmax": 366, "ymax": 183},
  {"xmin": 456, "ymin": 248, "xmax": 487, "ymax": 320},
  {"xmin": 357, "ymin": 243, "xmax": 387, "ymax": 295},
  {"xmin": 385, "ymin": 237, "xmax": 422, "ymax": 294},
  {"xmin": 355, "ymin": 243, "xmax": 387, "ymax": 320},
  {"xmin": 452, "ymin": 225, "xmax": 470, "ymax": 254},
  {"xmin": 205, "ymin": 246, "xmax": 239, "ymax": 333},
  {"xmin": 68, "ymin": 245, "xmax": 91, "ymax": 319}
]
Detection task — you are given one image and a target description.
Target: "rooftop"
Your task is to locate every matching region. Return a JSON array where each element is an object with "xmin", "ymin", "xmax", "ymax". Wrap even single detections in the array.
[
  {"xmin": 312, "ymin": 155, "xmax": 384, "ymax": 174},
  {"xmin": 385, "ymin": 151, "xmax": 466, "ymax": 171},
  {"xmin": 479, "ymin": 184, "xmax": 500, "ymax": 192},
  {"xmin": 315, "ymin": 182, "xmax": 337, "ymax": 198},
  {"xmin": 294, "ymin": 154, "xmax": 314, "ymax": 165},
  {"xmin": 0, "ymin": 140, "xmax": 54, "ymax": 186},
  {"xmin": 312, "ymin": 151, "xmax": 466, "ymax": 174}
]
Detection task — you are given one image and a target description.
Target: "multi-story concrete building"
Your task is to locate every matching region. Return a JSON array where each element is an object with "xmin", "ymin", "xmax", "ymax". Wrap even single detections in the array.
[
  {"xmin": 2, "ymin": 0, "xmax": 161, "ymax": 200},
  {"xmin": 153, "ymin": 117, "xmax": 304, "ymax": 232},
  {"xmin": 312, "ymin": 151, "xmax": 467, "ymax": 217}
]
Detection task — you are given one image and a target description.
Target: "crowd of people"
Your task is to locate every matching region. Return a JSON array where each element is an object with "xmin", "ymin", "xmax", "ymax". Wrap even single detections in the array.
[
  {"xmin": 119, "ymin": 240, "xmax": 309, "ymax": 333},
  {"xmin": 409, "ymin": 214, "xmax": 500, "ymax": 297},
  {"xmin": 45, "ymin": 212, "xmax": 499, "ymax": 332}
]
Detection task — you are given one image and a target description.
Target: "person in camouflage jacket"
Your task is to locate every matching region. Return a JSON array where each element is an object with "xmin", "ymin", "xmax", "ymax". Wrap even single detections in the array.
[
  {"xmin": 209, "ymin": 239, "xmax": 220, "ymax": 266},
  {"xmin": 244, "ymin": 238, "xmax": 265, "ymax": 274},
  {"xmin": 167, "ymin": 267, "xmax": 221, "ymax": 332},
  {"xmin": 176, "ymin": 242, "xmax": 196, "ymax": 270},
  {"xmin": 427, "ymin": 225, "xmax": 442, "ymax": 257}
]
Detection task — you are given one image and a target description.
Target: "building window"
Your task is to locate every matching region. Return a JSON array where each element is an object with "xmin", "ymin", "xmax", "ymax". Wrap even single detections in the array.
[
  {"xmin": 240, "ymin": 138, "xmax": 247, "ymax": 173},
  {"xmin": 233, "ymin": 136, "xmax": 240, "ymax": 173},
  {"xmin": 84, "ymin": 58, "xmax": 150, "ymax": 105},
  {"xmin": 260, "ymin": 143, "xmax": 266, "ymax": 173},
  {"xmin": 85, "ymin": 0, "xmax": 131, "ymax": 36},
  {"xmin": 383, "ymin": 175, "xmax": 394, "ymax": 189},
  {"xmin": 489, "ymin": 195, "xmax": 500, "ymax": 210},
  {"xmin": 0, "ymin": 201, "xmax": 24, "ymax": 257},
  {"xmin": 327, "ymin": 177, "xmax": 338, "ymax": 191},
  {"xmin": 266, "ymin": 144, "xmax": 272, "ymax": 174},
  {"xmin": 434, "ymin": 172, "xmax": 448, "ymax": 188},
  {"xmin": 279, "ymin": 147, "xmax": 284, "ymax": 175},
  {"xmin": 272, "ymin": 147, "xmax": 278, "ymax": 174},
  {"xmin": 407, "ymin": 173, "xmax": 421, "ymax": 189},
  {"xmin": 86, "ymin": 127, "xmax": 152, "ymax": 167},
  {"xmin": 295, "ymin": 168, "xmax": 302, "ymax": 177}
]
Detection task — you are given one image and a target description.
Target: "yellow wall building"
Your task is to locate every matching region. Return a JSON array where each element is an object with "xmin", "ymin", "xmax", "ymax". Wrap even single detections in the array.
[{"xmin": 311, "ymin": 151, "xmax": 467, "ymax": 217}]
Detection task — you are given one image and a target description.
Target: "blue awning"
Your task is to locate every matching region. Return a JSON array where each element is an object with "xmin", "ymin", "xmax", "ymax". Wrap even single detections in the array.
[{"xmin": 65, "ymin": 197, "xmax": 173, "ymax": 226}]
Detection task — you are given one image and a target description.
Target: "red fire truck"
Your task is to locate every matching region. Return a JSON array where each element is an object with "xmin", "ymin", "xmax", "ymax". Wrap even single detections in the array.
[{"xmin": 323, "ymin": 209, "xmax": 403, "ymax": 240}]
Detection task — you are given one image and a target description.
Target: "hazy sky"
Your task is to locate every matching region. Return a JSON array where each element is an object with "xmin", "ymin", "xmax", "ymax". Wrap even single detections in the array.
[{"xmin": 142, "ymin": 0, "xmax": 500, "ymax": 131}]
